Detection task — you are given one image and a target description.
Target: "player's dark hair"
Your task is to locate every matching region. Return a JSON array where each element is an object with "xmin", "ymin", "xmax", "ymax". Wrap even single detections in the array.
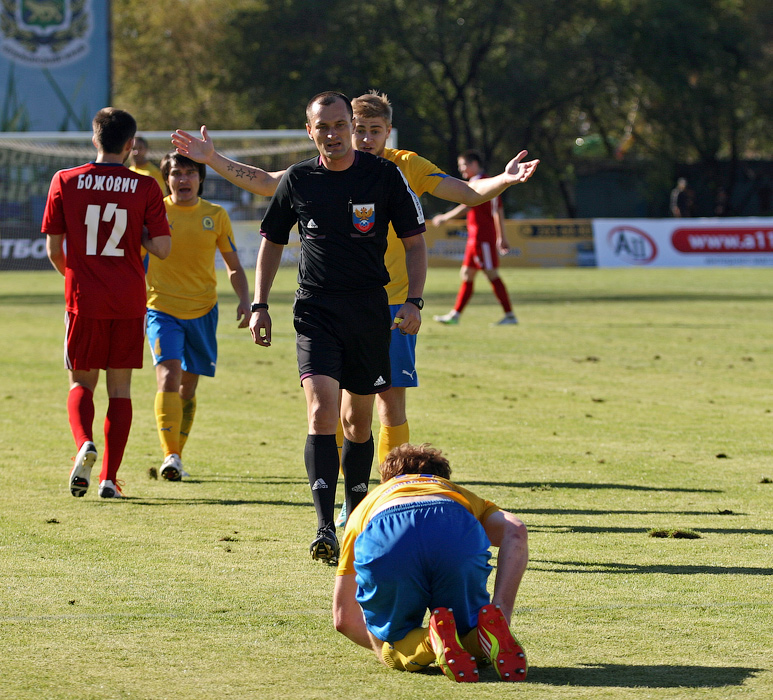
[
  {"xmin": 133, "ymin": 135, "xmax": 148, "ymax": 149},
  {"xmin": 92, "ymin": 108, "xmax": 137, "ymax": 155},
  {"xmin": 460, "ymin": 149, "xmax": 484, "ymax": 167},
  {"xmin": 306, "ymin": 91, "xmax": 353, "ymax": 123},
  {"xmin": 160, "ymin": 152, "xmax": 206, "ymax": 196},
  {"xmin": 380, "ymin": 443, "xmax": 452, "ymax": 482}
]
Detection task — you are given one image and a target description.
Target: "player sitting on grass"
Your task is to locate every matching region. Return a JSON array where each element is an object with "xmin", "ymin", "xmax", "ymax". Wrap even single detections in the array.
[{"xmin": 332, "ymin": 443, "xmax": 529, "ymax": 682}]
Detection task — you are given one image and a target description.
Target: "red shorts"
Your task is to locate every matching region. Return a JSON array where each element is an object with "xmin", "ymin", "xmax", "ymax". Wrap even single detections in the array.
[
  {"xmin": 462, "ymin": 238, "xmax": 498, "ymax": 270},
  {"xmin": 64, "ymin": 312, "xmax": 145, "ymax": 370}
]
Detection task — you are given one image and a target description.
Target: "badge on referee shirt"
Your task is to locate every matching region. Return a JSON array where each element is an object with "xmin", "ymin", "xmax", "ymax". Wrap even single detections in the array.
[{"xmin": 352, "ymin": 204, "xmax": 375, "ymax": 234}]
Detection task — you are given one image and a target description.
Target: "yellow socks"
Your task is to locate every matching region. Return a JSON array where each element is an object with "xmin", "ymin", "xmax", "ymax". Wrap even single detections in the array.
[
  {"xmin": 377, "ymin": 421, "xmax": 410, "ymax": 464},
  {"xmin": 179, "ymin": 396, "xmax": 197, "ymax": 453},
  {"xmin": 381, "ymin": 628, "xmax": 435, "ymax": 672},
  {"xmin": 154, "ymin": 391, "xmax": 182, "ymax": 457},
  {"xmin": 461, "ymin": 628, "xmax": 485, "ymax": 660}
]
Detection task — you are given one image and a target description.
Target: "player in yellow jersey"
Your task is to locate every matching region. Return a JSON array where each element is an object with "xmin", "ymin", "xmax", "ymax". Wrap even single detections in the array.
[
  {"xmin": 128, "ymin": 135, "xmax": 167, "ymax": 194},
  {"xmin": 146, "ymin": 153, "xmax": 251, "ymax": 480},
  {"xmin": 170, "ymin": 100, "xmax": 538, "ymax": 486},
  {"xmin": 350, "ymin": 93, "xmax": 538, "ymax": 471},
  {"xmin": 332, "ymin": 443, "xmax": 528, "ymax": 682}
]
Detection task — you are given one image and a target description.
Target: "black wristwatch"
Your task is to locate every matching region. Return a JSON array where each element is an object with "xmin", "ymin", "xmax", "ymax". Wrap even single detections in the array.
[
  {"xmin": 405, "ymin": 297, "xmax": 424, "ymax": 310},
  {"xmin": 250, "ymin": 302, "xmax": 269, "ymax": 312}
]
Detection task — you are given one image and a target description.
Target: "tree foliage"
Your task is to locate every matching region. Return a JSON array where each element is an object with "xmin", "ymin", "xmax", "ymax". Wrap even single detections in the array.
[
  {"xmin": 112, "ymin": 0, "xmax": 254, "ymax": 130},
  {"xmin": 112, "ymin": 0, "xmax": 773, "ymax": 216}
]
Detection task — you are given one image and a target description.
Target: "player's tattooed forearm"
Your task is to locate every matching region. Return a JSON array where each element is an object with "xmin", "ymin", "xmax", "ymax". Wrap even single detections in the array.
[{"xmin": 225, "ymin": 161, "xmax": 257, "ymax": 181}]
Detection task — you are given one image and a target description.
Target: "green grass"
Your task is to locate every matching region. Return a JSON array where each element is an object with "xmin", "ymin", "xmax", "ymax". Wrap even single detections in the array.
[{"xmin": 1, "ymin": 266, "xmax": 772, "ymax": 699}]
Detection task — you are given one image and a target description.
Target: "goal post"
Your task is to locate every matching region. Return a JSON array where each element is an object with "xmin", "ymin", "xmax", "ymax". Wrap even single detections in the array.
[{"xmin": 0, "ymin": 130, "xmax": 317, "ymax": 271}]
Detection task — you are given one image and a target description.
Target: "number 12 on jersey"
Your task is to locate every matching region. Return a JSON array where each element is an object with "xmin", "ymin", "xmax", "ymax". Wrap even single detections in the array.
[{"xmin": 85, "ymin": 203, "xmax": 127, "ymax": 256}]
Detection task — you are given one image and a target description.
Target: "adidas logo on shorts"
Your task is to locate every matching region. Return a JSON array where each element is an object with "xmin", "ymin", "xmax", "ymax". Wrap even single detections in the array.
[
  {"xmin": 311, "ymin": 479, "xmax": 328, "ymax": 490},
  {"xmin": 373, "ymin": 376, "xmax": 386, "ymax": 386},
  {"xmin": 352, "ymin": 483, "xmax": 368, "ymax": 493}
]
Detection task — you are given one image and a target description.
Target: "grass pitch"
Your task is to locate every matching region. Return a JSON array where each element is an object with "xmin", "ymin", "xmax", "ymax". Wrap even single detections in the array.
[{"xmin": 1, "ymin": 266, "xmax": 771, "ymax": 699}]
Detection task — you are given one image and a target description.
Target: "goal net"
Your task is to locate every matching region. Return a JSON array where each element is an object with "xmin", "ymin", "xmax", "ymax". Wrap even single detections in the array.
[{"xmin": 0, "ymin": 130, "xmax": 316, "ymax": 271}]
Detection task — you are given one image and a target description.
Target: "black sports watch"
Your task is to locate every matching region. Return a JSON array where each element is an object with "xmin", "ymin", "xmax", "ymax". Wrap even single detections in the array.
[
  {"xmin": 250, "ymin": 302, "xmax": 269, "ymax": 312},
  {"xmin": 405, "ymin": 297, "xmax": 424, "ymax": 310}
]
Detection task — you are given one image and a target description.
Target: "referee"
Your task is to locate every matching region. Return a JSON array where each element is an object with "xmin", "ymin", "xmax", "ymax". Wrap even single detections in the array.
[{"xmin": 249, "ymin": 91, "xmax": 427, "ymax": 563}]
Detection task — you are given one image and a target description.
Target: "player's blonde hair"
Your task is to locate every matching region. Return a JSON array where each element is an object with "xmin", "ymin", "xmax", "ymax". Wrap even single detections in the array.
[
  {"xmin": 352, "ymin": 90, "xmax": 392, "ymax": 126},
  {"xmin": 379, "ymin": 443, "xmax": 452, "ymax": 482}
]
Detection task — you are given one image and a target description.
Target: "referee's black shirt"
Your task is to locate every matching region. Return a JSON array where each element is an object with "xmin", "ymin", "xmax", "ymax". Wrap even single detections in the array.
[{"xmin": 260, "ymin": 151, "xmax": 426, "ymax": 295}]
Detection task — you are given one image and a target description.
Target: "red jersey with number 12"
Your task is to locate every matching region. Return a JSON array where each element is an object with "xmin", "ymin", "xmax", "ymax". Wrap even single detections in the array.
[{"xmin": 43, "ymin": 162, "xmax": 169, "ymax": 319}]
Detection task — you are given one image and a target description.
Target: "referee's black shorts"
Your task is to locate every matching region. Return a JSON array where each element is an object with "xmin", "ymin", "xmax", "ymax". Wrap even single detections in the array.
[{"xmin": 294, "ymin": 287, "xmax": 392, "ymax": 395}]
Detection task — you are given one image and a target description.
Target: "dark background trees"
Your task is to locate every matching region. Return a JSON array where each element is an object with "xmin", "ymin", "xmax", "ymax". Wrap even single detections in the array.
[{"xmin": 113, "ymin": 0, "xmax": 773, "ymax": 218}]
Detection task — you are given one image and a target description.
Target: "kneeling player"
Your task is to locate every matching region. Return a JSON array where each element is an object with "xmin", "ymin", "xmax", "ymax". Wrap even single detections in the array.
[{"xmin": 332, "ymin": 443, "xmax": 528, "ymax": 682}]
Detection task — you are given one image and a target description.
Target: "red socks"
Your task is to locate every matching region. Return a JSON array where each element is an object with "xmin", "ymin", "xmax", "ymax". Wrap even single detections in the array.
[
  {"xmin": 67, "ymin": 385, "xmax": 95, "ymax": 448},
  {"xmin": 454, "ymin": 281, "xmax": 474, "ymax": 313},
  {"xmin": 491, "ymin": 278, "xmax": 512, "ymax": 313},
  {"xmin": 102, "ymin": 398, "xmax": 132, "ymax": 482}
]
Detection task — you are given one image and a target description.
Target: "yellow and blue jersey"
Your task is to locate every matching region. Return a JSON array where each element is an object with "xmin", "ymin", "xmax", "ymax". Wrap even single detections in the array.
[
  {"xmin": 382, "ymin": 148, "xmax": 448, "ymax": 304},
  {"xmin": 146, "ymin": 197, "xmax": 237, "ymax": 319},
  {"xmin": 129, "ymin": 162, "xmax": 167, "ymax": 196},
  {"xmin": 336, "ymin": 473, "xmax": 499, "ymax": 576}
]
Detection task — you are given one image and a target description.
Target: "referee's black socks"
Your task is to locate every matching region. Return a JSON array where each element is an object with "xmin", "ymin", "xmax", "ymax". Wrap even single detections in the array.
[
  {"xmin": 305, "ymin": 434, "xmax": 340, "ymax": 530},
  {"xmin": 342, "ymin": 434, "xmax": 374, "ymax": 516}
]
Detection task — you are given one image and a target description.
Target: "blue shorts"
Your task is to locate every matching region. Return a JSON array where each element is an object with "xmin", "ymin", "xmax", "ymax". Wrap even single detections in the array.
[
  {"xmin": 354, "ymin": 499, "xmax": 492, "ymax": 642},
  {"xmin": 146, "ymin": 306, "xmax": 219, "ymax": 377},
  {"xmin": 389, "ymin": 303, "xmax": 418, "ymax": 388}
]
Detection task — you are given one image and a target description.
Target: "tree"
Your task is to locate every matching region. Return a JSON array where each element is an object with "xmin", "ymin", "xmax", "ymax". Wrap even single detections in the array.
[
  {"xmin": 112, "ymin": 0, "xmax": 253, "ymax": 130},
  {"xmin": 113, "ymin": 0, "xmax": 773, "ymax": 216}
]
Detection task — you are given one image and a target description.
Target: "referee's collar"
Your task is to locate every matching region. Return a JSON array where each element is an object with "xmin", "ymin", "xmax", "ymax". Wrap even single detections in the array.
[{"xmin": 317, "ymin": 150, "xmax": 363, "ymax": 169}]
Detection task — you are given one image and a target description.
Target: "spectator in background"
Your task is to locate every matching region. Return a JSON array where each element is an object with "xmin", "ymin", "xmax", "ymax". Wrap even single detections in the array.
[
  {"xmin": 714, "ymin": 186, "xmax": 731, "ymax": 217},
  {"xmin": 670, "ymin": 177, "xmax": 690, "ymax": 217}
]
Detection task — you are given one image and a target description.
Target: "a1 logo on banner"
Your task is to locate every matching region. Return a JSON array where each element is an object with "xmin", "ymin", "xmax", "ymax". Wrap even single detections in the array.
[{"xmin": 605, "ymin": 225, "xmax": 658, "ymax": 265}]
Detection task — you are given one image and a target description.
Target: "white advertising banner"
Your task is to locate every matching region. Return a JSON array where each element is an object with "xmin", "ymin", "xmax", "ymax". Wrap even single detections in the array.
[{"xmin": 593, "ymin": 218, "xmax": 773, "ymax": 268}]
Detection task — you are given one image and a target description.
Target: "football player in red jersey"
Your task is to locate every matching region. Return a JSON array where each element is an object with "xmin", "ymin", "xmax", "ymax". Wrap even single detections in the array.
[
  {"xmin": 44, "ymin": 108, "xmax": 171, "ymax": 499},
  {"xmin": 432, "ymin": 150, "xmax": 519, "ymax": 326}
]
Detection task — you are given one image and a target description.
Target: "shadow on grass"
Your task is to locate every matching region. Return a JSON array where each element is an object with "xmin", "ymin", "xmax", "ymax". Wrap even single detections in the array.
[
  {"xmin": 514, "ymin": 508, "xmax": 744, "ymax": 516},
  {"xmin": 531, "ymin": 559, "xmax": 773, "ymax": 576},
  {"xmin": 458, "ymin": 480, "xmax": 722, "ymax": 493},
  {"xmin": 118, "ymin": 497, "xmax": 315, "ymax": 507},
  {"xmin": 179, "ymin": 475, "xmax": 310, "ymax": 485},
  {"xmin": 177, "ymin": 475, "xmax": 381, "ymax": 486},
  {"xmin": 0, "ymin": 293, "xmax": 64, "ymax": 306},
  {"xmin": 528, "ymin": 524, "xmax": 773, "ymax": 536},
  {"xmin": 529, "ymin": 663, "xmax": 760, "ymax": 687}
]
